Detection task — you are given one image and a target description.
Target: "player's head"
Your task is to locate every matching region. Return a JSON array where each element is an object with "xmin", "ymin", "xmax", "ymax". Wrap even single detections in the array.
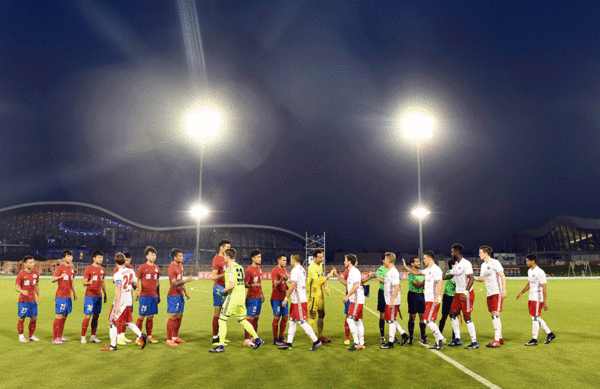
[
  {"xmin": 171, "ymin": 248, "xmax": 184, "ymax": 263},
  {"xmin": 123, "ymin": 251, "xmax": 132, "ymax": 265},
  {"xmin": 277, "ymin": 253, "xmax": 287, "ymax": 267},
  {"xmin": 115, "ymin": 253, "xmax": 126, "ymax": 266},
  {"xmin": 23, "ymin": 255, "xmax": 35, "ymax": 270},
  {"xmin": 408, "ymin": 256, "xmax": 420, "ymax": 269},
  {"xmin": 423, "ymin": 251, "xmax": 435, "ymax": 266},
  {"xmin": 250, "ymin": 249, "xmax": 262, "ymax": 265},
  {"xmin": 451, "ymin": 244, "xmax": 464, "ymax": 259},
  {"xmin": 290, "ymin": 252, "xmax": 301, "ymax": 266},
  {"xmin": 479, "ymin": 245, "xmax": 492, "ymax": 261},
  {"xmin": 92, "ymin": 250, "xmax": 103, "ymax": 264},
  {"xmin": 344, "ymin": 254, "xmax": 357, "ymax": 268},
  {"xmin": 145, "ymin": 246, "xmax": 157, "ymax": 263},
  {"xmin": 384, "ymin": 252, "xmax": 396, "ymax": 266},
  {"xmin": 218, "ymin": 239, "xmax": 231, "ymax": 254},
  {"xmin": 313, "ymin": 249, "xmax": 324, "ymax": 264},
  {"xmin": 526, "ymin": 254, "xmax": 537, "ymax": 268},
  {"xmin": 225, "ymin": 248, "xmax": 236, "ymax": 262},
  {"xmin": 62, "ymin": 249, "xmax": 73, "ymax": 264}
]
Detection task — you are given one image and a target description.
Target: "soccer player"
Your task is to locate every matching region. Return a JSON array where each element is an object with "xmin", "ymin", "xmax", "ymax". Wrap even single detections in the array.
[
  {"xmin": 244, "ymin": 249, "xmax": 265, "ymax": 346},
  {"xmin": 344, "ymin": 254, "xmax": 367, "ymax": 351},
  {"xmin": 516, "ymin": 254, "xmax": 555, "ymax": 346},
  {"xmin": 474, "ymin": 245, "xmax": 507, "ymax": 348},
  {"xmin": 307, "ymin": 249, "xmax": 333, "ymax": 344},
  {"xmin": 211, "ymin": 239, "xmax": 230, "ymax": 346},
  {"xmin": 403, "ymin": 251, "xmax": 445, "ymax": 350},
  {"xmin": 52, "ymin": 249, "xmax": 77, "ymax": 344},
  {"xmin": 445, "ymin": 244, "xmax": 479, "ymax": 349},
  {"xmin": 406, "ymin": 256, "xmax": 427, "ymax": 345},
  {"xmin": 113, "ymin": 252, "xmax": 136, "ymax": 345},
  {"xmin": 15, "ymin": 255, "xmax": 40, "ymax": 343},
  {"xmin": 101, "ymin": 253, "xmax": 147, "ymax": 351},
  {"xmin": 332, "ymin": 266, "xmax": 352, "ymax": 344},
  {"xmin": 81, "ymin": 250, "xmax": 107, "ymax": 344},
  {"xmin": 166, "ymin": 248, "xmax": 193, "ymax": 347},
  {"xmin": 375, "ymin": 255, "xmax": 391, "ymax": 344},
  {"xmin": 270, "ymin": 253, "xmax": 289, "ymax": 345},
  {"xmin": 135, "ymin": 246, "xmax": 161, "ymax": 344},
  {"xmin": 209, "ymin": 248, "xmax": 264, "ymax": 353},
  {"xmin": 278, "ymin": 253, "xmax": 323, "ymax": 351},
  {"xmin": 378, "ymin": 252, "xmax": 409, "ymax": 349},
  {"xmin": 438, "ymin": 258, "xmax": 456, "ymax": 342}
]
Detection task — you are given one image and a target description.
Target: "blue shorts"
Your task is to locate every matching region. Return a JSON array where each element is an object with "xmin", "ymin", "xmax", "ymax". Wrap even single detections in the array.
[
  {"xmin": 246, "ymin": 298, "xmax": 262, "ymax": 316},
  {"xmin": 83, "ymin": 296, "xmax": 103, "ymax": 315},
  {"xmin": 139, "ymin": 296, "xmax": 159, "ymax": 316},
  {"xmin": 167, "ymin": 295, "xmax": 185, "ymax": 314},
  {"xmin": 18, "ymin": 302, "xmax": 38, "ymax": 318},
  {"xmin": 407, "ymin": 291, "xmax": 425, "ymax": 314},
  {"xmin": 344, "ymin": 300, "xmax": 351, "ymax": 315},
  {"xmin": 271, "ymin": 300, "xmax": 289, "ymax": 317},
  {"xmin": 213, "ymin": 285, "xmax": 224, "ymax": 307},
  {"xmin": 55, "ymin": 298, "xmax": 73, "ymax": 315},
  {"xmin": 377, "ymin": 289, "xmax": 386, "ymax": 313}
]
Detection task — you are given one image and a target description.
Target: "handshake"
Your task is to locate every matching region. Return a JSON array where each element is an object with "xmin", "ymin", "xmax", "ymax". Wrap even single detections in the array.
[{"xmin": 214, "ymin": 285, "xmax": 229, "ymax": 297}]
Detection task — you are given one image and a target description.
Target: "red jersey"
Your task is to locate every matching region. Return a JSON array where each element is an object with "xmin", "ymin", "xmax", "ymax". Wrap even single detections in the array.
[
  {"xmin": 136, "ymin": 263, "xmax": 160, "ymax": 297},
  {"xmin": 84, "ymin": 265, "xmax": 106, "ymax": 297},
  {"xmin": 271, "ymin": 266, "xmax": 288, "ymax": 300},
  {"xmin": 168, "ymin": 262, "xmax": 184, "ymax": 297},
  {"xmin": 16, "ymin": 270, "xmax": 39, "ymax": 303},
  {"xmin": 54, "ymin": 264, "xmax": 75, "ymax": 298},
  {"xmin": 114, "ymin": 264, "xmax": 135, "ymax": 276},
  {"xmin": 245, "ymin": 265, "xmax": 262, "ymax": 299},
  {"xmin": 212, "ymin": 254, "xmax": 227, "ymax": 287},
  {"xmin": 341, "ymin": 268, "xmax": 350, "ymax": 282}
]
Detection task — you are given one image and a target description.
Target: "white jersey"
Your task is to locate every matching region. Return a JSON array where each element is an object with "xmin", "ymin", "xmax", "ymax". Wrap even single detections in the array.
[
  {"xmin": 527, "ymin": 266, "xmax": 546, "ymax": 302},
  {"xmin": 451, "ymin": 258, "xmax": 473, "ymax": 294},
  {"xmin": 480, "ymin": 258, "xmax": 504, "ymax": 296},
  {"xmin": 113, "ymin": 267, "xmax": 137, "ymax": 308},
  {"xmin": 289, "ymin": 264, "xmax": 307, "ymax": 304},
  {"xmin": 423, "ymin": 264, "xmax": 443, "ymax": 303},
  {"xmin": 383, "ymin": 267, "xmax": 402, "ymax": 305},
  {"xmin": 346, "ymin": 266, "xmax": 365, "ymax": 304}
]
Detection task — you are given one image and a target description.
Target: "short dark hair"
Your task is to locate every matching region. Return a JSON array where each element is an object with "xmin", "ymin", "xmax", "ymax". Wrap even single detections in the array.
[
  {"xmin": 526, "ymin": 254, "xmax": 537, "ymax": 262},
  {"xmin": 479, "ymin": 245, "xmax": 492, "ymax": 256},
  {"xmin": 250, "ymin": 249, "xmax": 261, "ymax": 258},
  {"xmin": 313, "ymin": 249, "xmax": 323, "ymax": 256},
  {"xmin": 92, "ymin": 250, "xmax": 103, "ymax": 258},
  {"xmin": 345, "ymin": 254, "xmax": 357, "ymax": 266},
  {"xmin": 23, "ymin": 255, "xmax": 34, "ymax": 262},
  {"xmin": 218, "ymin": 239, "xmax": 230, "ymax": 248},
  {"xmin": 144, "ymin": 246, "xmax": 157, "ymax": 256},
  {"xmin": 62, "ymin": 249, "xmax": 73, "ymax": 258},
  {"xmin": 408, "ymin": 256, "xmax": 419, "ymax": 266},
  {"xmin": 123, "ymin": 252, "xmax": 132, "ymax": 259},
  {"xmin": 452, "ymin": 244, "xmax": 464, "ymax": 254},
  {"xmin": 424, "ymin": 250, "xmax": 435, "ymax": 259},
  {"xmin": 225, "ymin": 248, "xmax": 236, "ymax": 259},
  {"xmin": 171, "ymin": 248, "xmax": 183, "ymax": 259},
  {"xmin": 115, "ymin": 253, "xmax": 126, "ymax": 265},
  {"xmin": 276, "ymin": 253, "xmax": 286, "ymax": 260}
]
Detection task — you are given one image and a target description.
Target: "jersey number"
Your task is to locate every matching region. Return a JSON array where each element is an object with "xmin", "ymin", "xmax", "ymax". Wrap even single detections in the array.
[
  {"xmin": 235, "ymin": 268, "xmax": 244, "ymax": 284},
  {"xmin": 122, "ymin": 274, "xmax": 133, "ymax": 289},
  {"xmin": 20, "ymin": 307, "xmax": 27, "ymax": 315}
]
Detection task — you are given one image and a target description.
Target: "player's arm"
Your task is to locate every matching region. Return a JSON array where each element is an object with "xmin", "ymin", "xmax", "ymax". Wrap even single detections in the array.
[
  {"xmin": 473, "ymin": 275, "xmax": 484, "ymax": 282},
  {"xmin": 102, "ymin": 280, "xmax": 107, "ymax": 303},
  {"xmin": 35, "ymin": 284, "xmax": 41, "ymax": 304},
  {"xmin": 14, "ymin": 281, "xmax": 28, "ymax": 296},
  {"xmin": 83, "ymin": 272, "xmax": 92, "ymax": 286},
  {"xmin": 500, "ymin": 272, "xmax": 507, "ymax": 298},
  {"xmin": 309, "ymin": 265, "xmax": 332, "ymax": 287},
  {"xmin": 433, "ymin": 280, "xmax": 443, "ymax": 304},
  {"xmin": 282, "ymin": 281, "xmax": 296, "ymax": 307},
  {"xmin": 465, "ymin": 274, "xmax": 474, "ymax": 292},
  {"xmin": 51, "ymin": 269, "xmax": 64, "ymax": 283},
  {"xmin": 172, "ymin": 275, "xmax": 193, "ymax": 288},
  {"xmin": 541, "ymin": 283, "xmax": 548, "ymax": 310},
  {"xmin": 402, "ymin": 259, "xmax": 424, "ymax": 276},
  {"xmin": 156, "ymin": 281, "xmax": 161, "ymax": 304},
  {"xmin": 516, "ymin": 282, "xmax": 530, "ymax": 300},
  {"xmin": 182, "ymin": 284, "xmax": 190, "ymax": 299},
  {"xmin": 114, "ymin": 282, "xmax": 122, "ymax": 315},
  {"xmin": 337, "ymin": 270, "xmax": 348, "ymax": 286},
  {"xmin": 344, "ymin": 282, "xmax": 359, "ymax": 303},
  {"xmin": 442, "ymin": 273, "xmax": 454, "ymax": 280},
  {"xmin": 244, "ymin": 271, "xmax": 253, "ymax": 289},
  {"xmin": 211, "ymin": 260, "xmax": 225, "ymax": 281},
  {"xmin": 390, "ymin": 283, "xmax": 400, "ymax": 303},
  {"xmin": 223, "ymin": 278, "xmax": 235, "ymax": 293},
  {"xmin": 71, "ymin": 274, "xmax": 77, "ymax": 300}
]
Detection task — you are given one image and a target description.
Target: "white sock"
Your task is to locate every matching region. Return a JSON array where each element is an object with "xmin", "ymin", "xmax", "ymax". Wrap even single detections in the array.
[
  {"xmin": 126, "ymin": 323, "xmax": 142, "ymax": 337},
  {"xmin": 287, "ymin": 320, "xmax": 297, "ymax": 344},
  {"xmin": 109, "ymin": 324, "xmax": 117, "ymax": 347},
  {"xmin": 388, "ymin": 321, "xmax": 396, "ymax": 343},
  {"xmin": 300, "ymin": 321, "xmax": 318, "ymax": 342},
  {"xmin": 492, "ymin": 316, "xmax": 502, "ymax": 341},
  {"xmin": 117, "ymin": 332, "xmax": 124, "ymax": 340},
  {"xmin": 426, "ymin": 321, "xmax": 443, "ymax": 342},
  {"xmin": 356, "ymin": 319, "xmax": 364, "ymax": 345},
  {"xmin": 347, "ymin": 318, "xmax": 359, "ymax": 344},
  {"xmin": 394, "ymin": 321, "xmax": 406, "ymax": 336},
  {"xmin": 531, "ymin": 317, "xmax": 540, "ymax": 339},
  {"xmin": 451, "ymin": 317, "xmax": 461, "ymax": 339},
  {"xmin": 538, "ymin": 317, "xmax": 551, "ymax": 334},
  {"xmin": 466, "ymin": 320, "xmax": 477, "ymax": 342}
]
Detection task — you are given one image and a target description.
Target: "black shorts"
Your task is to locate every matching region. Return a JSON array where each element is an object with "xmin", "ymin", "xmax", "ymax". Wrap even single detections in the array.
[
  {"xmin": 377, "ymin": 289, "xmax": 386, "ymax": 313},
  {"xmin": 407, "ymin": 291, "xmax": 425, "ymax": 315},
  {"xmin": 441, "ymin": 294, "xmax": 454, "ymax": 317}
]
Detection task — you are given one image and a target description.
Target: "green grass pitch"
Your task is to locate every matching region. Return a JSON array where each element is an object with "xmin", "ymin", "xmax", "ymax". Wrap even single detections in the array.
[{"xmin": 1, "ymin": 277, "xmax": 599, "ymax": 389}]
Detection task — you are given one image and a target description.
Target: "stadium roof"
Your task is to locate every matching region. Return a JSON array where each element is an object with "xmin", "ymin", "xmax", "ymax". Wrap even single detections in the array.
[{"xmin": 522, "ymin": 215, "xmax": 600, "ymax": 238}]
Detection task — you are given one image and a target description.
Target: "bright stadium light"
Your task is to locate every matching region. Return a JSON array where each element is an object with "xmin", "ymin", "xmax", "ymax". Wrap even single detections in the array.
[
  {"xmin": 401, "ymin": 111, "xmax": 434, "ymax": 142},
  {"xmin": 187, "ymin": 109, "xmax": 221, "ymax": 141},
  {"xmin": 190, "ymin": 204, "xmax": 210, "ymax": 220},
  {"xmin": 411, "ymin": 206, "xmax": 431, "ymax": 219}
]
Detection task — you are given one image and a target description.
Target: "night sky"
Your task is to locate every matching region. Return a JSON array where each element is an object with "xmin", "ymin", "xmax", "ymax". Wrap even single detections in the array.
[{"xmin": 1, "ymin": 1, "xmax": 599, "ymax": 255}]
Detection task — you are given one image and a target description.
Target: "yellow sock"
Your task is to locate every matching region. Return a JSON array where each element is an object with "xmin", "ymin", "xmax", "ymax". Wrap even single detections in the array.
[
  {"xmin": 218, "ymin": 318, "xmax": 228, "ymax": 346},
  {"xmin": 241, "ymin": 319, "xmax": 258, "ymax": 339},
  {"xmin": 308, "ymin": 318, "xmax": 316, "ymax": 331}
]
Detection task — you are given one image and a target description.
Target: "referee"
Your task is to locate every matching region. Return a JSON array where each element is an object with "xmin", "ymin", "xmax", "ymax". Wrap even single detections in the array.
[
  {"xmin": 406, "ymin": 256, "xmax": 426, "ymax": 345},
  {"xmin": 438, "ymin": 258, "xmax": 457, "ymax": 342},
  {"xmin": 376, "ymin": 256, "xmax": 390, "ymax": 344}
]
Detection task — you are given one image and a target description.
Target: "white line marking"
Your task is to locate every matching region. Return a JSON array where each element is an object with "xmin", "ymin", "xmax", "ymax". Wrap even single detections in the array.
[{"xmin": 331, "ymin": 285, "xmax": 501, "ymax": 389}]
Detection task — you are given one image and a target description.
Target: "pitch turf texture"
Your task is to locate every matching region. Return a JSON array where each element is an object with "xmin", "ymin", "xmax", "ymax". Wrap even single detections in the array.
[{"xmin": 1, "ymin": 278, "xmax": 599, "ymax": 389}]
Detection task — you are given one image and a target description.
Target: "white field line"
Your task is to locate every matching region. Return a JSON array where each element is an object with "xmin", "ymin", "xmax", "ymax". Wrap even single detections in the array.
[{"xmin": 330, "ymin": 284, "xmax": 501, "ymax": 389}]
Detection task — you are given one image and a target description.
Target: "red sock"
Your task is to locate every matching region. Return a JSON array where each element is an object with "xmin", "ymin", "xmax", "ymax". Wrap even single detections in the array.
[
  {"xmin": 174, "ymin": 317, "xmax": 182, "ymax": 338},
  {"xmin": 272, "ymin": 317, "xmax": 279, "ymax": 339},
  {"xmin": 18, "ymin": 319, "xmax": 24, "ymax": 335},
  {"xmin": 53, "ymin": 318, "xmax": 60, "ymax": 340},
  {"xmin": 344, "ymin": 320, "xmax": 350, "ymax": 339},
  {"xmin": 28, "ymin": 320, "xmax": 36, "ymax": 337},
  {"xmin": 60, "ymin": 317, "xmax": 67, "ymax": 337},
  {"xmin": 212, "ymin": 316, "xmax": 219, "ymax": 337},
  {"xmin": 279, "ymin": 316, "xmax": 288, "ymax": 338},
  {"xmin": 253, "ymin": 317, "xmax": 259, "ymax": 332},
  {"xmin": 146, "ymin": 318, "xmax": 153, "ymax": 336},
  {"xmin": 167, "ymin": 318, "xmax": 175, "ymax": 341},
  {"xmin": 82, "ymin": 318, "xmax": 90, "ymax": 337},
  {"xmin": 91, "ymin": 316, "xmax": 98, "ymax": 336},
  {"xmin": 136, "ymin": 317, "xmax": 144, "ymax": 331}
]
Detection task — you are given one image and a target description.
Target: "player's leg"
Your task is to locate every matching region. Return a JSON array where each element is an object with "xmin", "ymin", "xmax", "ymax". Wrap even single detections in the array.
[
  {"xmin": 378, "ymin": 289, "xmax": 386, "ymax": 343},
  {"xmin": 418, "ymin": 312, "xmax": 427, "ymax": 344},
  {"xmin": 17, "ymin": 307, "xmax": 27, "ymax": 343},
  {"xmin": 424, "ymin": 302, "xmax": 444, "ymax": 349},
  {"xmin": 166, "ymin": 295, "xmax": 179, "ymax": 347},
  {"xmin": 271, "ymin": 300, "xmax": 281, "ymax": 344},
  {"xmin": 102, "ymin": 304, "xmax": 119, "ymax": 351},
  {"xmin": 346, "ymin": 303, "xmax": 360, "ymax": 348},
  {"xmin": 407, "ymin": 292, "xmax": 416, "ymax": 344},
  {"xmin": 463, "ymin": 290, "xmax": 478, "ymax": 349},
  {"xmin": 317, "ymin": 307, "xmax": 329, "ymax": 342},
  {"xmin": 279, "ymin": 302, "xmax": 289, "ymax": 343},
  {"xmin": 136, "ymin": 296, "xmax": 147, "ymax": 332},
  {"xmin": 297, "ymin": 302, "xmax": 318, "ymax": 344},
  {"xmin": 81, "ymin": 314, "xmax": 91, "ymax": 343},
  {"xmin": 212, "ymin": 285, "xmax": 223, "ymax": 345},
  {"xmin": 447, "ymin": 295, "xmax": 463, "ymax": 346},
  {"xmin": 344, "ymin": 300, "xmax": 351, "ymax": 344},
  {"xmin": 173, "ymin": 298, "xmax": 185, "ymax": 343},
  {"xmin": 28, "ymin": 315, "xmax": 38, "ymax": 341}
]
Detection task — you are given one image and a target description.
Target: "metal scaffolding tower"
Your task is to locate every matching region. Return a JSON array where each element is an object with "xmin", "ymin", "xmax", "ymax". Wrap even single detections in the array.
[{"xmin": 305, "ymin": 232, "xmax": 325, "ymax": 268}]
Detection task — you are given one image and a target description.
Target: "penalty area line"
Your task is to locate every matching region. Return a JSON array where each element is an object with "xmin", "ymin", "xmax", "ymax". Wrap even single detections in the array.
[{"xmin": 330, "ymin": 285, "xmax": 501, "ymax": 389}]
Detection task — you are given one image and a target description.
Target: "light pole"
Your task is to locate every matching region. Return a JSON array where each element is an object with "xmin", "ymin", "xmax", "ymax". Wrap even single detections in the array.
[
  {"xmin": 187, "ymin": 109, "xmax": 220, "ymax": 269},
  {"xmin": 402, "ymin": 111, "xmax": 434, "ymax": 259}
]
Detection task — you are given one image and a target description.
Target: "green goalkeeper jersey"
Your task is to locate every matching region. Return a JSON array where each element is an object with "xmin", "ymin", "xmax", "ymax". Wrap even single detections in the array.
[
  {"xmin": 407, "ymin": 272, "xmax": 424, "ymax": 293},
  {"xmin": 444, "ymin": 269, "xmax": 456, "ymax": 297},
  {"xmin": 376, "ymin": 265, "xmax": 389, "ymax": 290},
  {"xmin": 224, "ymin": 262, "xmax": 246, "ymax": 303}
]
